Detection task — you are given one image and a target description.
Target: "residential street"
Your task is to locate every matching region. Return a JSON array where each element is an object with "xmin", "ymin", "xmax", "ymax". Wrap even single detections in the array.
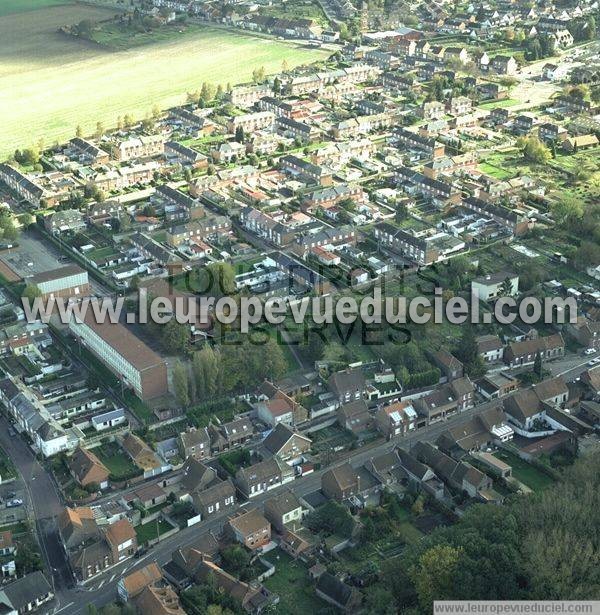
[
  {"xmin": 2, "ymin": 351, "xmax": 592, "ymax": 615},
  {"xmin": 0, "ymin": 416, "xmax": 72, "ymax": 601},
  {"xmin": 43, "ymin": 388, "xmax": 550, "ymax": 615}
]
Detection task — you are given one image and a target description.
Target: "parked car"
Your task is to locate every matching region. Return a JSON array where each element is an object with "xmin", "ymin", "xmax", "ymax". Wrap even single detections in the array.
[
  {"xmin": 6, "ymin": 499, "xmax": 22, "ymax": 508},
  {"xmin": 584, "ymin": 348, "xmax": 596, "ymax": 356}
]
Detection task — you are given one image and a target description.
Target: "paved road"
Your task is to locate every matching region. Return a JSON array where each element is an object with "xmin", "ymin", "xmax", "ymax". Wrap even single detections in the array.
[
  {"xmin": 49, "ymin": 393, "xmax": 516, "ymax": 615},
  {"xmin": 25, "ymin": 354, "xmax": 597, "ymax": 615},
  {"xmin": 0, "ymin": 416, "xmax": 72, "ymax": 602}
]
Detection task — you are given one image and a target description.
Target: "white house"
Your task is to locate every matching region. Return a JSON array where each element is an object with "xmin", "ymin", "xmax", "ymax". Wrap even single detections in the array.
[{"xmin": 471, "ymin": 272, "xmax": 519, "ymax": 301}]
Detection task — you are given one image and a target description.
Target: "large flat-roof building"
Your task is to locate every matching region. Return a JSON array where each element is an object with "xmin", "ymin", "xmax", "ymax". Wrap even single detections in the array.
[
  {"xmin": 69, "ymin": 307, "xmax": 168, "ymax": 401},
  {"xmin": 30, "ymin": 265, "xmax": 91, "ymax": 301}
]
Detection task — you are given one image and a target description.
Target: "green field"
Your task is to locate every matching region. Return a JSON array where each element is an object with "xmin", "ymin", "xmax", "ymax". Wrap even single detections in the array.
[
  {"xmin": 0, "ymin": 3, "xmax": 328, "ymax": 159},
  {"xmin": 0, "ymin": 0, "xmax": 67, "ymax": 17}
]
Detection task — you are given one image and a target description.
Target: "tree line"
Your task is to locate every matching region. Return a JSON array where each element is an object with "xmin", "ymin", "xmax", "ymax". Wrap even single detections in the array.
[{"xmin": 377, "ymin": 452, "xmax": 600, "ymax": 612}]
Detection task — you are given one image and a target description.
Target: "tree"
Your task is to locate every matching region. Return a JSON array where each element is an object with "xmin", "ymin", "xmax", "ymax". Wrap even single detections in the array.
[
  {"xmin": 173, "ymin": 360, "xmax": 190, "ymax": 406},
  {"xmin": 234, "ymin": 126, "xmax": 245, "ymax": 144},
  {"xmin": 259, "ymin": 338, "xmax": 287, "ymax": 381},
  {"xmin": 141, "ymin": 114, "xmax": 155, "ymax": 131},
  {"xmin": 533, "ymin": 351, "xmax": 543, "ymax": 379},
  {"xmin": 446, "ymin": 256, "xmax": 471, "ymax": 289},
  {"xmin": 204, "ymin": 262, "xmax": 235, "ymax": 297},
  {"xmin": 410, "ymin": 545, "xmax": 463, "ymax": 610},
  {"xmin": 161, "ymin": 319, "xmax": 189, "ymax": 355},
  {"xmin": 22, "ymin": 284, "xmax": 42, "ymax": 303},
  {"xmin": 192, "ymin": 345, "xmax": 219, "ymax": 400},
  {"xmin": 76, "ymin": 125, "xmax": 83, "ymax": 138},
  {"xmin": 411, "ymin": 495, "xmax": 425, "ymax": 516},
  {"xmin": 395, "ymin": 201, "xmax": 409, "ymax": 222},
  {"xmin": 499, "ymin": 276, "xmax": 515, "ymax": 297},
  {"xmin": 454, "ymin": 327, "xmax": 486, "ymax": 379},
  {"xmin": 252, "ymin": 66, "xmax": 266, "ymax": 84},
  {"xmin": 14, "ymin": 147, "xmax": 40, "ymax": 167},
  {"xmin": 220, "ymin": 544, "xmax": 250, "ymax": 576},
  {"xmin": 517, "ymin": 136, "xmax": 551, "ymax": 165},
  {"xmin": 364, "ymin": 587, "xmax": 397, "ymax": 615},
  {"xmin": 129, "ymin": 275, "xmax": 140, "ymax": 291},
  {"xmin": 573, "ymin": 241, "xmax": 600, "ymax": 271},
  {"xmin": 0, "ymin": 212, "xmax": 19, "ymax": 243},
  {"xmin": 84, "ymin": 182, "xmax": 105, "ymax": 202},
  {"xmin": 95, "ymin": 122, "xmax": 105, "ymax": 139},
  {"xmin": 306, "ymin": 500, "xmax": 354, "ymax": 538},
  {"xmin": 520, "ymin": 260, "xmax": 544, "ymax": 291},
  {"xmin": 76, "ymin": 19, "xmax": 94, "ymax": 38},
  {"xmin": 551, "ymin": 195, "xmax": 584, "ymax": 224}
]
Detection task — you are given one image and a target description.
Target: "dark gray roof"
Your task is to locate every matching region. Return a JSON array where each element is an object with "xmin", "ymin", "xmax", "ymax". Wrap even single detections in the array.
[
  {"xmin": 0, "ymin": 571, "xmax": 52, "ymax": 610},
  {"xmin": 263, "ymin": 423, "xmax": 309, "ymax": 455},
  {"xmin": 316, "ymin": 572, "xmax": 356, "ymax": 608},
  {"xmin": 192, "ymin": 479, "xmax": 235, "ymax": 509}
]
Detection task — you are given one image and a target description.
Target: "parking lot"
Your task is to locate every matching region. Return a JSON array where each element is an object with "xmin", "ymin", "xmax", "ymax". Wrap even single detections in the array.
[
  {"xmin": 0, "ymin": 230, "xmax": 65, "ymax": 281},
  {"xmin": 0, "ymin": 480, "xmax": 28, "ymax": 526}
]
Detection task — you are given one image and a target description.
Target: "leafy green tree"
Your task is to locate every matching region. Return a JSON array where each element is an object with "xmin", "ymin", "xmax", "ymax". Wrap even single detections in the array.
[
  {"xmin": 410, "ymin": 545, "xmax": 463, "ymax": 610},
  {"xmin": 234, "ymin": 126, "xmax": 245, "ymax": 144},
  {"xmin": 517, "ymin": 136, "xmax": 551, "ymax": 165},
  {"xmin": 573, "ymin": 241, "xmax": 600, "ymax": 271},
  {"xmin": 259, "ymin": 338, "xmax": 287, "ymax": 381},
  {"xmin": 220, "ymin": 544, "xmax": 250, "ymax": 576},
  {"xmin": 454, "ymin": 327, "xmax": 486, "ymax": 379},
  {"xmin": 551, "ymin": 195, "xmax": 584, "ymax": 224},
  {"xmin": 192, "ymin": 345, "xmax": 219, "ymax": 400},
  {"xmin": 173, "ymin": 360, "xmax": 190, "ymax": 406},
  {"xmin": 161, "ymin": 319, "xmax": 189, "ymax": 355},
  {"xmin": 306, "ymin": 500, "xmax": 354, "ymax": 538},
  {"xmin": 533, "ymin": 351, "xmax": 543, "ymax": 379},
  {"xmin": 499, "ymin": 276, "xmax": 515, "ymax": 297},
  {"xmin": 22, "ymin": 284, "xmax": 42, "ymax": 302}
]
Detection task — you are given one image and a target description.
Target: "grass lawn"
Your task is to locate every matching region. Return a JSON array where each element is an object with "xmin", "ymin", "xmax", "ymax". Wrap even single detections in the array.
[
  {"xmin": 0, "ymin": 0, "xmax": 68, "ymax": 17},
  {"xmin": 478, "ymin": 162, "xmax": 515, "ymax": 180},
  {"xmin": 263, "ymin": 548, "xmax": 327, "ymax": 615},
  {"xmin": 494, "ymin": 450, "xmax": 554, "ymax": 491},
  {"xmin": 0, "ymin": 6, "xmax": 328, "ymax": 159},
  {"xmin": 94, "ymin": 442, "xmax": 140, "ymax": 480},
  {"xmin": 0, "ymin": 521, "xmax": 29, "ymax": 536},
  {"xmin": 135, "ymin": 519, "xmax": 173, "ymax": 544},
  {"xmin": 478, "ymin": 98, "xmax": 520, "ymax": 110}
]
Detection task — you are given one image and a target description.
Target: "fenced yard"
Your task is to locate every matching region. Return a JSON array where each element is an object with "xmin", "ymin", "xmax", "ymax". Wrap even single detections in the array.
[
  {"xmin": 494, "ymin": 449, "xmax": 555, "ymax": 491},
  {"xmin": 262, "ymin": 549, "xmax": 327, "ymax": 615}
]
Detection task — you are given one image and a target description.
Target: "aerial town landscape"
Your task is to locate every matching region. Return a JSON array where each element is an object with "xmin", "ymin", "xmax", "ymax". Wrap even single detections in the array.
[{"xmin": 0, "ymin": 0, "xmax": 600, "ymax": 613}]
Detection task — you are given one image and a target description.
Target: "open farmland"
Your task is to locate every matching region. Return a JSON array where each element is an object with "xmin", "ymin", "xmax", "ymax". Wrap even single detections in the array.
[
  {"xmin": 0, "ymin": 0, "xmax": 68, "ymax": 17},
  {"xmin": 0, "ymin": 3, "xmax": 328, "ymax": 159}
]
